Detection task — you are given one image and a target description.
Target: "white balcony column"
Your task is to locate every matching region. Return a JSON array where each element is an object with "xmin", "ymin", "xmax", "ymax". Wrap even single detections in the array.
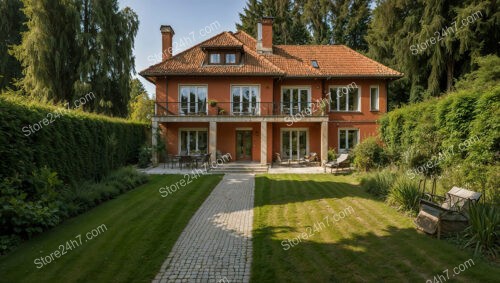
[
  {"xmin": 260, "ymin": 122, "xmax": 267, "ymax": 165},
  {"xmin": 321, "ymin": 121, "xmax": 328, "ymax": 165},
  {"xmin": 209, "ymin": 121, "xmax": 217, "ymax": 162},
  {"xmin": 152, "ymin": 119, "xmax": 159, "ymax": 166}
]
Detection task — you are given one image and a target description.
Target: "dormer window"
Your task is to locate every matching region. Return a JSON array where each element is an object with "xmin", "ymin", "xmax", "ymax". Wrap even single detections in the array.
[
  {"xmin": 210, "ymin": 53, "xmax": 221, "ymax": 64},
  {"xmin": 203, "ymin": 45, "xmax": 243, "ymax": 65},
  {"xmin": 226, "ymin": 53, "xmax": 236, "ymax": 64}
]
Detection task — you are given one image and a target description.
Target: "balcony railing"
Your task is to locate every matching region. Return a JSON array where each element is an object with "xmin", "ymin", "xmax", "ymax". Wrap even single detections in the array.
[{"xmin": 155, "ymin": 102, "xmax": 327, "ymax": 117}]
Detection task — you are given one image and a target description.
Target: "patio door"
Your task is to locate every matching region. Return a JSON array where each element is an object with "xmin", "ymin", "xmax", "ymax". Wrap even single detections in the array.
[
  {"xmin": 236, "ymin": 130, "xmax": 252, "ymax": 160},
  {"xmin": 281, "ymin": 129, "xmax": 308, "ymax": 160},
  {"xmin": 282, "ymin": 87, "xmax": 310, "ymax": 115},
  {"xmin": 232, "ymin": 86, "xmax": 259, "ymax": 115}
]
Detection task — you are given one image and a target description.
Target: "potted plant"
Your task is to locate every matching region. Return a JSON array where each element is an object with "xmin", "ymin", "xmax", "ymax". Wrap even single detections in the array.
[
  {"xmin": 320, "ymin": 101, "xmax": 327, "ymax": 115},
  {"xmin": 218, "ymin": 108, "xmax": 226, "ymax": 115},
  {"xmin": 209, "ymin": 99, "xmax": 218, "ymax": 108}
]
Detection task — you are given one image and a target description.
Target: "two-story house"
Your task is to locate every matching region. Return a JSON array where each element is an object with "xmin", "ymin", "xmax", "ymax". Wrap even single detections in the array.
[{"xmin": 140, "ymin": 17, "xmax": 402, "ymax": 165}]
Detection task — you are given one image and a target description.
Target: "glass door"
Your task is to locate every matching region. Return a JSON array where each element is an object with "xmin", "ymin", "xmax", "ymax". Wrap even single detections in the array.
[
  {"xmin": 282, "ymin": 87, "xmax": 310, "ymax": 115},
  {"xmin": 236, "ymin": 130, "xmax": 253, "ymax": 160},
  {"xmin": 281, "ymin": 130, "xmax": 307, "ymax": 160},
  {"xmin": 232, "ymin": 86, "xmax": 259, "ymax": 115}
]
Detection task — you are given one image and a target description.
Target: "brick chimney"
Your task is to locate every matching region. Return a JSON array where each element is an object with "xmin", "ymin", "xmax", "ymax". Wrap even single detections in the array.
[
  {"xmin": 257, "ymin": 17, "xmax": 273, "ymax": 54},
  {"xmin": 160, "ymin": 25, "xmax": 175, "ymax": 61}
]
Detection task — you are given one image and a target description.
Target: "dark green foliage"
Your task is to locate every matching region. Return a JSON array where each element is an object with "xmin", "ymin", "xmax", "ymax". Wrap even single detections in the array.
[
  {"xmin": 352, "ymin": 137, "xmax": 387, "ymax": 171},
  {"xmin": 0, "ymin": 166, "xmax": 148, "ymax": 254},
  {"xmin": 0, "ymin": 96, "xmax": 146, "ymax": 182},
  {"xmin": 327, "ymin": 147, "xmax": 336, "ymax": 161},
  {"xmin": 379, "ymin": 56, "xmax": 500, "ymax": 204},
  {"xmin": 359, "ymin": 169, "xmax": 398, "ymax": 198},
  {"xmin": 11, "ymin": 0, "xmax": 139, "ymax": 117},
  {"xmin": 387, "ymin": 175, "xmax": 421, "ymax": 213},
  {"xmin": 138, "ymin": 145, "xmax": 152, "ymax": 168},
  {"xmin": 367, "ymin": 0, "xmax": 500, "ymax": 103},
  {"xmin": 0, "ymin": 0, "xmax": 25, "ymax": 90},
  {"xmin": 463, "ymin": 203, "xmax": 500, "ymax": 259}
]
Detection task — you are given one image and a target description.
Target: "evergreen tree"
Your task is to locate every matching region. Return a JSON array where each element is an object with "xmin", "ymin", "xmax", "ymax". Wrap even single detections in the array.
[
  {"xmin": 0, "ymin": 0, "xmax": 25, "ymax": 90},
  {"xmin": 237, "ymin": 0, "xmax": 310, "ymax": 44},
  {"xmin": 302, "ymin": 0, "xmax": 331, "ymax": 44},
  {"xmin": 12, "ymin": 0, "xmax": 80, "ymax": 102}
]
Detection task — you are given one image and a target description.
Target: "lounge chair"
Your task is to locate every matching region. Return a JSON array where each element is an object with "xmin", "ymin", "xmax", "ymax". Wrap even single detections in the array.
[
  {"xmin": 323, "ymin": 153, "xmax": 349, "ymax": 174},
  {"xmin": 299, "ymin": 152, "xmax": 318, "ymax": 166}
]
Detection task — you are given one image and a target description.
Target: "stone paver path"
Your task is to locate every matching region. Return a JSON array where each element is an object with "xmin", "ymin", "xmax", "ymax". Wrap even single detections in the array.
[{"xmin": 153, "ymin": 174, "xmax": 254, "ymax": 283}]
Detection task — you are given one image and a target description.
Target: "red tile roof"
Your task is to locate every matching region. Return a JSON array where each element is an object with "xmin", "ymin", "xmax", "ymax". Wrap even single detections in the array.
[{"xmin": 140, "ymin": 30, "xmax": 402, "ymax": 79}]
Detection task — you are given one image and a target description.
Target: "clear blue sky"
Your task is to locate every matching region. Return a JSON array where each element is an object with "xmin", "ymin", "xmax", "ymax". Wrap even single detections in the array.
[{"xmin": 118, "ymin": 0, "xmax": 248, "ymax": 95}]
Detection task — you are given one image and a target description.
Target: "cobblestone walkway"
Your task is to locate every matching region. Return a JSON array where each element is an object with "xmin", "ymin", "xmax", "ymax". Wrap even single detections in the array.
[{"xmin": 153, "ymin": 174, "xmax": 254, "ymax": 283}]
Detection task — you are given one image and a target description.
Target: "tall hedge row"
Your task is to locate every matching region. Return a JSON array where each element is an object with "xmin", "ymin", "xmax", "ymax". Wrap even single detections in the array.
[
  {"xmin": 378, "ymin": 85, "xmax": 500, "ymax": 204},
  {"xmin": 0, "ymin": 96, "xmax": 147, "ymax": 182}
]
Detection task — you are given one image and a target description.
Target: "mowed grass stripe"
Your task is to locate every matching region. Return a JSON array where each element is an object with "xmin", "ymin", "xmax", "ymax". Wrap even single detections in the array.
[
  {"xmin": 252, "ymin": 174, "xmax": 500, "ymax": 283},
  {"xmin": 0, "ymin": 174, "xmax": 223, "ymax": 283}
]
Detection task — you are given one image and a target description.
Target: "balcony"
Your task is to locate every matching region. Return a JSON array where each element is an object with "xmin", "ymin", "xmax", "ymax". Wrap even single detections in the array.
[{"xmin": 154, "ymin": 102, "xmax": 328, "ymax": 117}]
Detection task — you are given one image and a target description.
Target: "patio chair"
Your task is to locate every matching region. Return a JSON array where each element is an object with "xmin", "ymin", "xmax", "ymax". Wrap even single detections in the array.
[
  {"xmin": 274, "ymin": 153, "xmax": 290, "ymax": 167},
  {"xmin": 323, "ymin": 153, "xmax": 349, "ymax": 174},
  {"xmin": 179, "ymin": 155, "xmax": 194, "ymax": 170},
  {"xmin": 299, "ymin": 152, "xmax": 318, "ymax": 166},
  {"xmin": 167, "ymin": 154, "xmax": 179, "ymax": 169},
  {"xmin": 199, "ymin": 153, "xmax": 211, "ymax": 170}
]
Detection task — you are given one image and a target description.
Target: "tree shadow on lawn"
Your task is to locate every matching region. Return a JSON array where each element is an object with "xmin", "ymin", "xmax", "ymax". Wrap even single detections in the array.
[
  {"xmin": 251, "ymin": 225, "xmax": 500, "ymax": 283},
  {"xmin": 254, "ymin": 175, "xmax": 378, "ymax": 208}
]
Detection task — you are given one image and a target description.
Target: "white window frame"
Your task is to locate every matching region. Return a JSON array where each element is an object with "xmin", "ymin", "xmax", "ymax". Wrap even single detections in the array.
[
  {"xmin": 338, "ymin": 128, "xmax": 359, "ymax": 153},
  {"xmin": 329, "ymin": 85, "xmax": 361, "ymax": 112},
  {"xmin": 178, "ymin": 85, "xmax": 208, "ymax": 115},
  {"xmin": 230, "ymin": 84, "xmax": 261, "ymax": 115},
  {"xmin": 209, "ymin": 53, "xmax": 221, "ymax": 64},
  {"xmin": 370, "ymin": 85, "xmax": 379, "ymax": 111},
  {"xmin": 178, "ymin": 128, "xmax": 208, "ymax": 154},
  {"xmin": 226, "ymin": 53, "xmax": 236, "ymax": 64},
  {"xmin": 280, "ymin": 86, "xmax": 312, "ymax": 115},
  {"xmin": 280, "ymin": 128, "xmax": 309, "ymax": 160}
]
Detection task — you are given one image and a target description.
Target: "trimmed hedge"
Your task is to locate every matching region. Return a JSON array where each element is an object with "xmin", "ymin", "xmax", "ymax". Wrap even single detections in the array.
[
  {"xmin": 379, "ymin": 85, "xmax": 500, "ymax": 204},
  {"xmin": 0, "ymin": 96, "xmax": 147, "ymax": 182}
]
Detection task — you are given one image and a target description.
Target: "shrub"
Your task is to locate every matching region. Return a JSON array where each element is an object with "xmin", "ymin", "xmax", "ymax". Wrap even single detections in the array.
[
  {"xmin": 327, "ymin": 147, "xmax": 337, "ymax": 162},
  {"xmin": 463, "ymin": 203, "xmax": 500, "ymax": 259},
  {"xmin": 360, "ymin": 169, "xmax": 398, "ymax": 198},
  {"xmin": 352, "ymin": 137, "xmax": 387, "ymax": 171},
  {"xmin": 138, "ymin": 145, "xmax": 152, "ymax": 168},
  {"xmin": 387, "ymin": 176, "xmax": 421, "ymax": 213}
]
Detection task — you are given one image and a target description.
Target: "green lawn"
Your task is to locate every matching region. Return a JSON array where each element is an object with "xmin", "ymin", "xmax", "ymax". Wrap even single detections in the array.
[
  {"xmin": 0, "ymin": 174, "xmax": 223, "ymax": 283},
  {"xmin": 251, "ymin": 174, "xmax": 499, "ymax": 283}
]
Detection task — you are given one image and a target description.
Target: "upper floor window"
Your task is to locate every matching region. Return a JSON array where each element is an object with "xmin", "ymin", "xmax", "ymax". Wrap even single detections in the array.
[
  {"xmin": 209, "ymin": 53, "xmax": 221, "ymax": 64},
  {"xmin": 329, "ymin": 86, "xmax": 360, "ymax": 112},
  {"xmin": 226, "ymin": 53, "xmax": 236, "ymax": 64},
  {"xmin": 370, "ymin": 86, "xmax": 379, "ymax": 111},
  {"xmin": 179, "ymin": 86, "xmax": 207, "ymax": 115},
  {"xmin": 282, "ymin": 87, "xmax": 310, "ymax": 115},
  {"xmin": 231, "ymin": 86, "xmax": 259, "ymax": 115}
]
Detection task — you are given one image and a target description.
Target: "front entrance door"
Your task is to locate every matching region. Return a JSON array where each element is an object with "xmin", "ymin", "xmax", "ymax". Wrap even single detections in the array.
[{"xmin": 236, "ymin": 130, "xmax": 252, "ymax": 160}]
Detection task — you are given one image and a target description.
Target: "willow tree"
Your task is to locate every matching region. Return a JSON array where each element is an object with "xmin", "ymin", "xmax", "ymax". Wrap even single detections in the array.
[
  {"xmin": 0, "ymin": 0, "xmax": 25, "ymax": 90},
  {"xmin": 75, "ymin": 0, "xmax": 139, "ymax": 117}
]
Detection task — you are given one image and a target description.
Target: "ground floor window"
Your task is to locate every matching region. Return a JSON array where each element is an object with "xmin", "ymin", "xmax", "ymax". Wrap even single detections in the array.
[
  {"xmin": 179, "ymin": 129, "xmax": 208, "ymax": 154},
  {"xmin": 339, "ymin": 129, "xmax": 359, "ymax": 153},
  {"xmin": 281, "ymin": 129, "xmax": 308, "ymax": 160}
]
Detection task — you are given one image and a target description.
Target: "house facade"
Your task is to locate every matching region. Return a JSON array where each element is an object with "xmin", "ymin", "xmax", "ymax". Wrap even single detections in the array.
[{"xmin": 140, "ymin": 18, "xmax": 402, "ymax": 165}]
